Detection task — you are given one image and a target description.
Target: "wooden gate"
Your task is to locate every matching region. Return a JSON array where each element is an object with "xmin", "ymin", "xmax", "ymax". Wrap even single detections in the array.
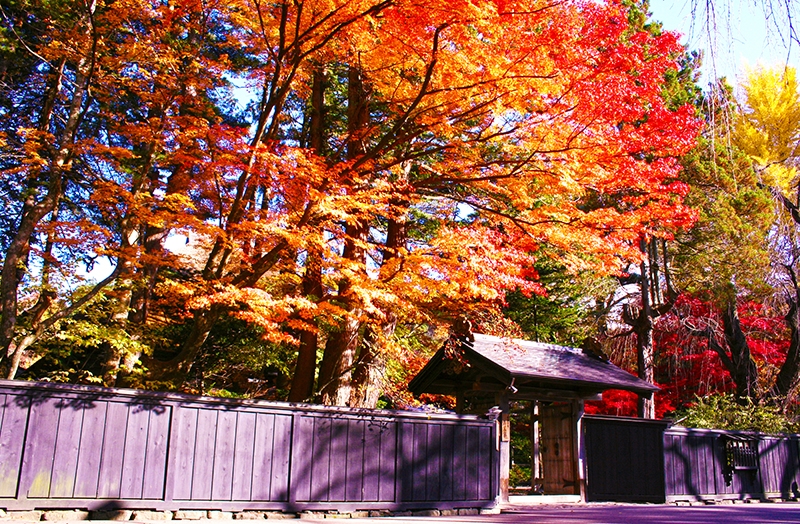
[{"xmin": 540, "ymin": 402, "xmax": 578, "ymax": 495}]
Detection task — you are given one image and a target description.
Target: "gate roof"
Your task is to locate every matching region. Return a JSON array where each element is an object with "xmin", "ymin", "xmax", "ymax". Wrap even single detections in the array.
[{"xmin": 408, "ymin": 333, "xmax": 658, "ymax": 401}]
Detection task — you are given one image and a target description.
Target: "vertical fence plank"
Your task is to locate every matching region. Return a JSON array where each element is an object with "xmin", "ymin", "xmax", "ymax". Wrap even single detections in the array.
[
  {"xmin": 439, "ymin": 424, "xmax": 454, "ymax": 502},
  {"xmin": 345, "ymin": 419, "xmax": 365, "ymax": 502},
  {"xmin": 142, "ymin": 406, "xmax": 170, "ymax": 500},
  {"xmin": 231, "ymin": 411, "xmax": 256, "ymax": 501},
  {"xmin": 290, "ymin": 414, "xmax": 313, "ymax": 503},
  {"xmin": 191, "ymin": 409, "xmax": 218, "ymax": 501},
  {"xmin": 270, "ymin": 414, "xmax": 291, "ymax": 502},
  {"xmin": 170, "ymin": 407, "xmax": 198, "ymax": 501},
  {"xmin": 211, "ymin": 410, "xmax": 237, "ymax": 501},
  {"xmin": 73, "ymin": 401, "xmax": 108, "ymax": 499},
  {"xmin": 311, "ymin": 417, "xmax": 332, "ymax": 502},
  {"xmin": 425, "ymin": 424, "xmax": 441, "ymax": 501},
  {"xmin": 96, "ymin": 402, "xmax": 130, "ymax": 499},
  {"xmin": 328, "ymin": 419, "xmax": 348, "ymax": 502},
  {"xmin": 120, "ymin": 405, "xmax": 150, "ymax": 499},
  {"xmin": 378, "ymin": 421, "xmax": 396, "ymax": 502},
  {"xmin": 452, "ymin": 424, "xmax": 467, "ymax": 501},
  {"xmin": 251, "ymin": 413, "xmax": 276, "ymax": 501},
  {"xmin": 411, "ymin": 423, "xmax": 427, "ymax": 501},
  {"xmin": 21, "ymin": 397, "xmax": 62, "ymax": 498},
  {"xmin": 0, "ymin": 394, "xmax": 29, "ymax": 498}
]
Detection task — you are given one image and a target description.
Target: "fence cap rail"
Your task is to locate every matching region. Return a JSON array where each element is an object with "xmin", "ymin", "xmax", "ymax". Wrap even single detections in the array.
[
  {"xmin": 582, "ymin": 414, "xmax": 672, "ymax": 427},
  {"xmin": 0, "ymin": 378, "xmax": 491, "ymax": 423}
]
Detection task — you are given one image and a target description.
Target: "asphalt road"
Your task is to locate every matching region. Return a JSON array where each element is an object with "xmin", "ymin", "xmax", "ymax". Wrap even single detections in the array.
[{"xmin": 307, "ymin": 502, "xmax": 800, "ymax": 524}]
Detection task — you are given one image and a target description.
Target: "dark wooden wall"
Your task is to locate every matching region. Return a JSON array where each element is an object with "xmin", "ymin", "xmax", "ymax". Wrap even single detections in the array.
[
  {"xmin": 583, "ymin": 416, "xmax": 800, "ymax": 503},
  {"xmin": 663, "ymin": 427, "xmax": 800, "ymax": 502},
  {"xmin": 583, "ymin": 415, "xmax": 669, "ymax": 502},
  {"xmin": 0, "ymin": 380, "xmax": 498, "ymax": 512}
]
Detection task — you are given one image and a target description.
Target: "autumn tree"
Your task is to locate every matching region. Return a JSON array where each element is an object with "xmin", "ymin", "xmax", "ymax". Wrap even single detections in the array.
[{"xmin": 2, "ymin": 0, "xmax": 701, "ymax": 405}]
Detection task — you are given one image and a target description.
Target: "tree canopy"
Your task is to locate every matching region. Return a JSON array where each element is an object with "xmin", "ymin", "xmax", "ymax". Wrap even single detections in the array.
[{"xmin": 1, "ymin": 0, "xmax": 701, "ymax": 406}]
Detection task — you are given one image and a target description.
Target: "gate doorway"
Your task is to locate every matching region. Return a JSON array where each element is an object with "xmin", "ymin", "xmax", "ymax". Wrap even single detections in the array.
[{"xmin": 510, "ymin": 401, "xmax": 580, "ymax": 496}]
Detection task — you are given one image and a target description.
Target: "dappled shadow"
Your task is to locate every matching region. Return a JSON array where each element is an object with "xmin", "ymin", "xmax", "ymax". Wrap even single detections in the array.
[{"xmin": 0, "ymin": 378, "xmax": 498, "ymax": 513}]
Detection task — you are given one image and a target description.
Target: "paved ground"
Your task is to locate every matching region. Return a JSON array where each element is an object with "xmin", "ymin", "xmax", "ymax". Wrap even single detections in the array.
[
  {"xmin": 308, "ymin": 502, "xmax": 800, "ymax": 524},
  {"xmin": 11, "ymin": 502, "xmax": 800, "ymax": 523}
]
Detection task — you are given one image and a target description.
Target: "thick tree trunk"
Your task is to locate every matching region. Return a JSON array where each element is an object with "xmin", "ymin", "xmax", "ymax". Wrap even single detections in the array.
[
  {"xmin": 720, "ymin": 300, "xmax": 760, "ymax": 401},
  {"xmin": 288, "ymin": 68, "xmax": 326, "ymax": 403},
  {"xmin": 773, "ymin": 296, "xmax": 800, "ymax": 400},
  {"xmin": 318, "ymin": 312, "xmax": 360, "ymax": 406},
  {"xmin": 350, "ymin": 316, "xmax": 395, "ymax": 408},
  {"xmin": 288, "ymin": 244, "xmax": 323, "ymax": 403},
  {"xmin": 316, "ymin": 66, "xmax": 369, "ymax": 406},
  {"xmin": 636, "ymin": 248, "xmax": 655, "ymax": 419},
  {"xmin": 349, "ymin": 206, "xmax": 407, "ymax": 408}
]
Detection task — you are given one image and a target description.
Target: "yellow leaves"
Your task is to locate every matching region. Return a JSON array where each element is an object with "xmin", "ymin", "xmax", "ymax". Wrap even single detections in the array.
[
  {"xmin": 734, "ymin": 66, "xmax": 800, "ymax": 166},
  {"xmin": 761, "ymin": 164, "xmax": 797, "ymax": 195}
]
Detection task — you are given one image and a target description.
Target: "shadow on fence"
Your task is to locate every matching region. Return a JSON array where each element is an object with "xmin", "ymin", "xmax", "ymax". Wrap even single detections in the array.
[
  {"xmin": 0, "ymin": 379, "xmax": 498, "ymax": 512},
  {"xmin": 584, "ymin": 415, "xmax": 800, "ymax": 503}
]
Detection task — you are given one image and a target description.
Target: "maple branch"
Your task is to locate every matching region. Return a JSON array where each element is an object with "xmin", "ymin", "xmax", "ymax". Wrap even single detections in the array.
[{"xmin": 355, "ymin": 22, "xmax": 448, "ymax": 171}]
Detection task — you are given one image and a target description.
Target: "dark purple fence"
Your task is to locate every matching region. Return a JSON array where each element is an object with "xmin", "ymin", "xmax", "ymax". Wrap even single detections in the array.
[
  {"xmin": 583, "ymin": 415, "xmax": 800, "ymax": 503},
  {"xmin": 664, "ymin": 426, "xmax": 800, "ymax": 502},
  {"xmin": 583, "ymin": 415, "xmax": 669, "ymax": 502},
  {"xmin": 0, "ymin": 380, "xmax": 498, "ymax": 512}
]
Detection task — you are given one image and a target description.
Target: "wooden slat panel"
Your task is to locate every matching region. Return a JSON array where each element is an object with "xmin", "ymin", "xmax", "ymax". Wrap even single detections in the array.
[
  {"xmin": 452, "ymin": 424, "xmax": 467, "ymax": 501},
  {"xmin": 23, "ymin": 397, "xmax": 61, "ymax": 498},
  {"xmin": 0, "ymin": 394, "xmax": 30, "ymax": 498},
  {"xmin": 361, "ymin": 421, "xmax": 381, "ymax": 502},
  {"xmin": 411, "ymin": 423, "xmax": 427, "ymax": 501},
  {"xmin": 328, "ymin": 419, "xmax": 348, "ymax": 502},
  {"xmin": 120, "ymin": 406, "xmax": 150, "ymax": 499},
  {"xmin": 378, "ymin": 421, "xmax": 396, "ymax": 502},
  {"xmin": 170, "ymin": 407, "xmax": 198, "ymax": 500},
  {"xmin": 269, "ymin": 414, "xmax": 291, "ymax": 502},
  {"xmin": 465, "ymin": 425, "xmax": 479, "ymax": 500},
  {"xmin": 425, "ymin": 424, "xmax": 441, "ymax": 501},
  {"xmin": 439, "ymin": 424, "xmax": 454, "ymax": 501},
  {"xmin": 97, "ymin": 402, "xmax": 129, "ymax": 498},
  {"xmin": 211, "ymin": 410, "xmax": 237, "ymax": 501},
  {"xmin": 190, "ymin": 409, "xmax": 218, "ymax": 500},
  {"xmin": 231, "ymin": 411, "xmax": 256, "ymax": 501},
  {"xmin": 290, "ymin": 414, "xmax": 313, "ymax": 502},
  {"xmin": 345, "ymin": 419, "xmax": 365, "ymax": 502},
  {"xmin": 477, "ymin": 426, "xmax": 491, "ymax": 500},
  {"xmin": 398, "ymin": 420, "xmax": 414, "ymax": 503},
  {"xmin": 73, "ymin": 402, "xmax": 108, "ymax": 498},
  {"xmin": 141, "ymin": 406, "xmax": 170, "ymax": 500},
  {"xmin": 310, "ymin": 417, "xmax": 332, "ymax": 502},
  {"xmin": 251, "ymin": 413, "xmax": 276, "ymax": 501},
  {"xmin": 47, "ymin": 403, "xmax": 85, "ymax": 497}
]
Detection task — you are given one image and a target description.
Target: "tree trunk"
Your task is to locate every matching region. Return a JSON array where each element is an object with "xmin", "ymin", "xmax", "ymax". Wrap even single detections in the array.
[
  {"xmin": 288, "ymin": 243, "xmax": 323, "ymax": 403},
  {"xmin": 635, "ymin": 238, "xmax": 655, "ymax": 419},
  {"xmin": 349, "ymin": 204, "xmax": 408, "ymax": 408},
  {"xmin": 773, "ymin": 295, "xmax": 800, "ymax": 400},
  {"xmin": 288, "ymin": 68, "xmax": 326, "ymax": 403},
  {"xmin": 0, "ymin": 32, "xmax": 95, "ymax": 375},
  {"xmin": 318, "ymin": 312, "xmax": 360, "ymax": 406},
  {"xmin": 720, "ymin": 300, "xmax": 760, "ymax": 401},
  {"xmin": 316, "ymin": 65, "xmax": 370, "ymax": 406}
]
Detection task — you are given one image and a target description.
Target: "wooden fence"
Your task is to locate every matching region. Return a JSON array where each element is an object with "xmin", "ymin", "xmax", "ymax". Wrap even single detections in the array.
[
  {"xmin": 0, "ymin": 380, "xmax": 498, "ymax": 512},
  {"xmin": 583, "ymin": 415, "xmax": 800, "ymax": 503}
]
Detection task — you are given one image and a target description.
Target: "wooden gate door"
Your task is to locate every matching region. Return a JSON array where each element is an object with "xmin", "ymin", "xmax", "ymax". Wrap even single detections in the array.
[{"xmin": 540, "ymin": 402, "xmax": 578, "ymax": 495}]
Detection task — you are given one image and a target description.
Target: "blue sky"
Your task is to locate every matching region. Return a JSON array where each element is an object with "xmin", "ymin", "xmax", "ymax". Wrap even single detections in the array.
[{"xmin": 649, "ymin": 0, "xmax": 800, "ymax": 88}]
